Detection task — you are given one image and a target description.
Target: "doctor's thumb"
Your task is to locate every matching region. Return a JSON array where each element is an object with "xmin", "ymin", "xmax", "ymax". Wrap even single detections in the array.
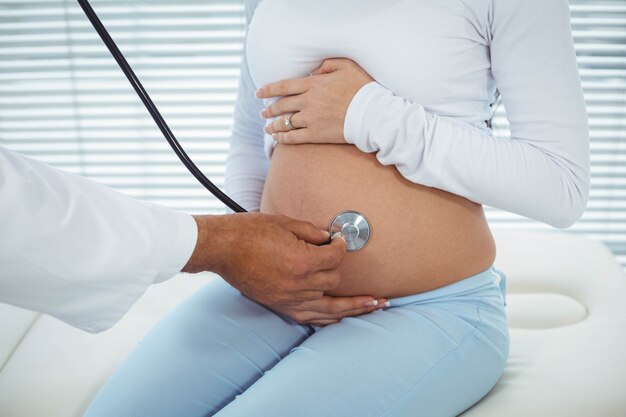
[{"xmin": 286, "ymin": 218, "xmax": 330, "ymax": 244}]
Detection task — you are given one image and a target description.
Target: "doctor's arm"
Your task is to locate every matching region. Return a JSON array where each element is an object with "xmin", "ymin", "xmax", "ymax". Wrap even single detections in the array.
[
  {"xmin": 0, "ymin": 146, "xmax": 196, "ymax": 333},
  {"xmin": 342, "ymin": 0, "xmax": 590, "ymax": 229},
  {"xmin": 0, "ymin": 146, "xmax": 351, "ymax": 333}
]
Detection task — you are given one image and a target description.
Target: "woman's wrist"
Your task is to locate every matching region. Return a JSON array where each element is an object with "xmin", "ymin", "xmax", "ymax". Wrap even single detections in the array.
[{"xmin": 343, "ymin": 80, "xmax": 384, "ymax": 147}]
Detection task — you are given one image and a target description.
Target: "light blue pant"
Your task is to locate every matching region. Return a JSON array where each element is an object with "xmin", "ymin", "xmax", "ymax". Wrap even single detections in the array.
[{"xmin": 84, "ymin": 265, "xmax": 509, "ymax": 417}]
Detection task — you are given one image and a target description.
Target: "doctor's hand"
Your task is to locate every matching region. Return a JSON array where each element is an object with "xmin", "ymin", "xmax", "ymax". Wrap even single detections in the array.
[
  {"xmin": 183, "ymin": 213, "xmax": 361, "ymax": 308},
  {"xmin": 257, "ymin": 58, "xmax": 374, "ymax": 145}
]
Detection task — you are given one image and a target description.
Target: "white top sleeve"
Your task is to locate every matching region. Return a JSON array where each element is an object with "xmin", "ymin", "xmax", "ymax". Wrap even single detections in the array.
[
  {"xmin": 224, "ymin": 0, "xmax": 268, "ymax": 213},
  {"xmin": 343, "ymin": 0, "xmax": 590, "ymax": 229},
  {"xmin": 0, "ymin": 146, "xmax": 198, "ymax": 333}
]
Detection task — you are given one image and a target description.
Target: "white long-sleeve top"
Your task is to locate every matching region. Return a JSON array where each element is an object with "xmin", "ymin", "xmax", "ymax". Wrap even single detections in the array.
[
  {"xmin": 0, "ymin": 146, "xmax": 197, "ymax": 333},
  {"xmin": 226, "ymin": 0, "xmax": 590, "ymax": 229}
]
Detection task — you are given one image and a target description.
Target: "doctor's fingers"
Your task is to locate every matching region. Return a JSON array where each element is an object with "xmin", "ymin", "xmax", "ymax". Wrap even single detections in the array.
[
  {"xmin": 301, "ymin": 269, "xmax": 342, "ymax": 293},
  {"xmin": 305, "ymin": 236, "xmax": 347, "ymax": 272},
  {"xmin": 282, "ymin": 216, "xmax": 330, "ymax": 244}
]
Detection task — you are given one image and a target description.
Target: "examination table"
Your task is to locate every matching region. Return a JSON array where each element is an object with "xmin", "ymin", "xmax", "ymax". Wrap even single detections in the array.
[{"xmin": 1, "ymin": 229, "xmax": 625, "ymax": 416}]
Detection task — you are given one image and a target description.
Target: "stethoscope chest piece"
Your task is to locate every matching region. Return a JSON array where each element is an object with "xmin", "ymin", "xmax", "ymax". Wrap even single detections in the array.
[{"xmin": 329, "ymin": 210, "xmax": 371, "ymax": 252}]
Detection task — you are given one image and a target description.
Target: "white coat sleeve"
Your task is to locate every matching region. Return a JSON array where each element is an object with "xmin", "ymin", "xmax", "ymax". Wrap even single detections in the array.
[
  {"xmin": 342, "ymin": 0, "xmax": 590, "ymax": 229},
  {"xmin": 224, "ymin": 0, "xmax": 268, "ymax": 213},
  {"xmin": 0, "ymin": 146, "xmax": 198, "ymax": 333}
]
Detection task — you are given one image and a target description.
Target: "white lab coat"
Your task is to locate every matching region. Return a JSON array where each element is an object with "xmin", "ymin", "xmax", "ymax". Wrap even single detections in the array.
[{"xmin": 0, "ymin": 146, "xmax": 198, "ymax": 333}]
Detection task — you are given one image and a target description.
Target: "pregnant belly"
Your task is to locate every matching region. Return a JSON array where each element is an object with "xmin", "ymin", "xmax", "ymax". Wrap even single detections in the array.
[{"xmin": 260, "ymin": 143, "xmax": 496, "ymax": 299}]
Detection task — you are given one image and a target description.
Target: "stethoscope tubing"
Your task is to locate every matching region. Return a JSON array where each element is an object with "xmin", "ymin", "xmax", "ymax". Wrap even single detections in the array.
[
  {"xmin": 76, "ymin": 0, "xmax": 370, "ymax": 249},
  {"xmin": 76, "ymin": 0, "xmax": 247, "ymax": 213}
]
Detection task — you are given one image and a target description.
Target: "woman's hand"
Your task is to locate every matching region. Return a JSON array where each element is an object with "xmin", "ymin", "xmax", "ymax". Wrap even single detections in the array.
[
  {"xmin": 256, "ymin": 58, "xmax": 374, "ymax": 145},
  {"xmin": 260, "ymin": 294, "xmax": 389, "ymax": 327}
]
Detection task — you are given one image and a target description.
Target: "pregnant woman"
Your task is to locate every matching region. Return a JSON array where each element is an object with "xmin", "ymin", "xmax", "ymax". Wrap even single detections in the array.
[{"xmin": 84, "ymin": 0, "xmax": 589, "ymax": 416}]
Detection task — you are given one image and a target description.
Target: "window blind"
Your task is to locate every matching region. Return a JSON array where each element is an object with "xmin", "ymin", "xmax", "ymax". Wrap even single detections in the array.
[
  {"xmin": 0, "ymin": 0, "xmax": 244, "ymax": 213},
  {"xmin": 1, "ymin": 1, "xmax": 625, "ymax": 268}
]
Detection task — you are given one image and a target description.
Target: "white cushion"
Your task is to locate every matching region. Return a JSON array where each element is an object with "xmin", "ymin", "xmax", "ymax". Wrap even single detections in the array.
[
  {"xmin": 1, "ymin": 230, "xmax": 625, "ymax": 416},
  {"xmin": 463, "ymin": 230, "xmax": 626, "ymax": 416}
]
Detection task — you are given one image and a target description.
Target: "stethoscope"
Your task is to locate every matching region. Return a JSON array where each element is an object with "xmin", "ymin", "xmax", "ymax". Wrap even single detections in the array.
[{"xmin": 76, "ymin": 0, "xmax": 371, "ymax": 251}]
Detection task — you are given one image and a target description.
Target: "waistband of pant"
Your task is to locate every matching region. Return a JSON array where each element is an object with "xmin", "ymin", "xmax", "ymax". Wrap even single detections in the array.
[{"xmin": 387, "ymin": 265, "xmax": 507, "ymax": 308}]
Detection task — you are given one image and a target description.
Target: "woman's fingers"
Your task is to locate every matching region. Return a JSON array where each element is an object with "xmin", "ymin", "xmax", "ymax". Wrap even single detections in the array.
[
  {"xmin": 322, "ymin": 295, "xmax": 388, "ymax": 319},
  {"xmin": 304, "ymin": 319, "xmax": 339, "ymax": 326},
  {"xmin": 264, "ymin": 104, "xmax": 305, "ymax": 133},
  {"xmin": 338, "ymin": 300, "xmax": 389, "ymax": 318},
  {"xmin": 256, "ymin": 75, "xmax": 309, "ymax": 100},
  {"xmin": 261, "ymin": 95, "xmax": 300, "ymax": 120},
  {"xmin": 259, "ymin": 84, "xmax": 310, "ymax": 135},
  {"xmin": 292, "ymin": 295, "xmax": 388, "ymax": 322},
  {"xmin": 303, "ymin": 319, "xmax": 339, "ymax": 327},
  {"xmin": 273, "ymin": 126, "xmax": 320, "ymax": 145},
  {"xmin": 266, "ymin": 114, "xmax": 292, "ymax": 133},
  {"xmin": 266, "ymin": 292, "xmax": 389, "ymax": 326}
]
